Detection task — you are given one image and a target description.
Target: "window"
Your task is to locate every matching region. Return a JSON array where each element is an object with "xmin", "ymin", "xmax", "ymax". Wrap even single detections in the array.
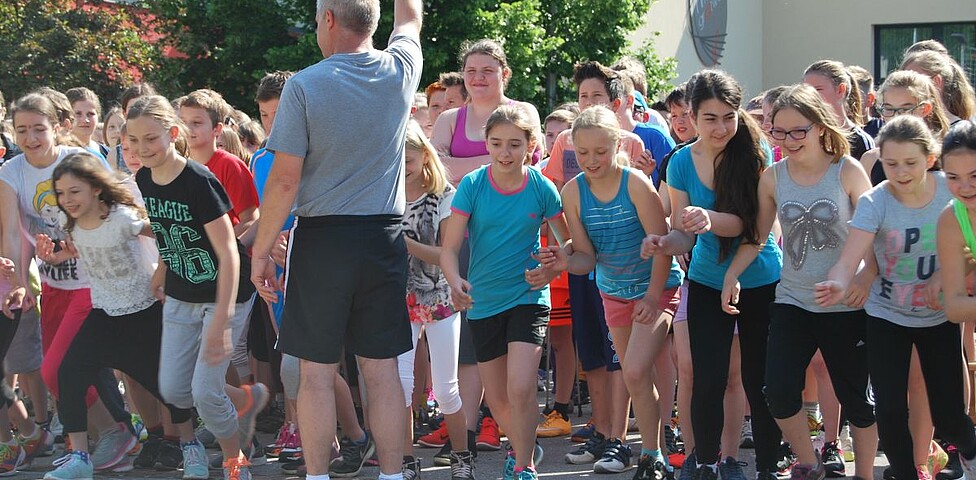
[{"xmin": 874, "ymin": 22, "xmax": 976, "ymax": 86}]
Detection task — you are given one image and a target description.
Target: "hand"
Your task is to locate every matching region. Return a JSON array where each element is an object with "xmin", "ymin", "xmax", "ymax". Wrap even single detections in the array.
[
  {"xmin": 814, "ymin": 280, "xmax": 846, "ymax": 307},
  {"xmin": 631, "ymin": 296, "xmax": 659, "ymax": 324},
  {"xmin": 525, "ymin": 265, "xmax": 557, "ymax": 290},
  {"xmin": 251, "ymin": 256, "xmax": 281, "ymax": 304},
  {"xmin": 35, "ymin": 234, "xmax": 78, "ymax": 265},
  {"xmin": 844, "ymin": 269, "xmax": 873, "ymax": 309},
  {"xmin": 0, "ymin": 257, "xmax": 14, "ymax": 282},
  {"xmin": 641, "ymin": 234, "xmax": 669, "ymax": 259},
  {"xmin": 450, "ymin": 278, "xmax": 473, "ymax": 311},
  {"xmin": 271, "ymin": 231, "xmax": 289, "ymax": 267},
  {"xmin": 533, "ymin": 245, "xmax": 568, "ymax": 272},
  {"xmin": 924, "ymin": 274, "xmax": 943, "ymax": 311},
  {"xmin": 681, "ymin": 206, "xmax": 711, "ymax": 234},
  {"xmin": 3, "ymin": 287, "xmax": 33, "ymax": 319},
  {"xmin": 721, "ymin": 275, "xmax": 742, "ymax": 315},
  {"xmin": 632, "ymin": 149, "xmax": 656, "ymax": 176},
  {"xmin": 150, "ymin": 265, "xmax": 166, "ymax": 303},
  {"xmin": 202, "ymin": 322, "xmax": 233, "ymax": 366}
]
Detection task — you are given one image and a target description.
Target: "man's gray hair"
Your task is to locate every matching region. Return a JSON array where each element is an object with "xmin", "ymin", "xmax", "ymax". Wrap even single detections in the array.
[{"xmin": 316, "ymin": 0, "xmax": 380, "ymax": 36}]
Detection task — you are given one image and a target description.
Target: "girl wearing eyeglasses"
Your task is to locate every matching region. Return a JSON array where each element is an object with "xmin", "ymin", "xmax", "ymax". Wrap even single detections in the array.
[
  {"xmin": 861, "ymin": 71, "xmax": 951, "ymax": 186},
  {"xmin": 722, "ymin": 84, "xmax": 878, "ymax": 480}
]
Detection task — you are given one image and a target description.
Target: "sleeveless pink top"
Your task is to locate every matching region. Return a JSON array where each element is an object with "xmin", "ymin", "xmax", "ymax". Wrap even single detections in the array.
[{"xmin": 449, "ymin": 106, "xmax": 490, "ymax": 158}]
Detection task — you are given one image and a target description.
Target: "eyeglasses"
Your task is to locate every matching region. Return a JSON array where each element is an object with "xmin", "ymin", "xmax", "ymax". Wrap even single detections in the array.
[
  {"xmin": 769, "ymin": 124, "xmax": 814, "ymax": 141},
  {"xmin": 878, "ymin": 103, "xmax": 923, "ymax": 118}
]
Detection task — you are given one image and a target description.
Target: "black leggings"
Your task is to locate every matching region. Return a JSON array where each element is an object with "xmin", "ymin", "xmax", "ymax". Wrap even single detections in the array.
[
  {"xmin": 0, "ymin": 310, "xmax": 22, "ymax": 409},
  {"xmin": 764, "ymin": 304, "xmax": 874, "ymax": 428},
  {"xmin": 686, "ymin": 280, "xmax": 782, "ymax": 471},
  {"xmin": 58, "ymin": 302, "xmax": 192, "ymax": 433},
  {"xmin": 867, "ymin": 316, "xmax": 976, "ymax": 480}
]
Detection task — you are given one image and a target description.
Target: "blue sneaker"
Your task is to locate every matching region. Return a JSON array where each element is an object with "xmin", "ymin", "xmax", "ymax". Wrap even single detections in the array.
[
  {"xmin": 516, "ymin": 466, "xmax": 539, "ymax": 480},
  {"xmin": 503, "ymin": 451, "xmax": 516, "ymax": 480},
  {"xmin": 571, "ymin": 421, "xmax": 596, "ymax": 443},
  {"xmin": 182, "ymin": 440, "xmax": 208, "ymax": 480},
  {"xmin": 44, "ymin": 451, "xmax": 93, "ymax": 480},
  {"xmin": 90, "ymin": 422, "xmax": 137, "ymax": 471}
]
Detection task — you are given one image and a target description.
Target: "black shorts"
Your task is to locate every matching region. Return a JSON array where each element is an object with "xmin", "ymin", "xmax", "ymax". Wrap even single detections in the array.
[
  {"xmin": 468, "ymin": 304, "xmax": 549, "ymax": 363},
  {"xmin": 278, "ymin": 215, "xmax": 413, "ymax": 364}
]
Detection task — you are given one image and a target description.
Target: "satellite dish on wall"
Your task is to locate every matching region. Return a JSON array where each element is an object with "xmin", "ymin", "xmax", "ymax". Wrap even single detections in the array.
[{"xmin": 688, "ymin": 0, "xmax": 728, "ymax": 67}]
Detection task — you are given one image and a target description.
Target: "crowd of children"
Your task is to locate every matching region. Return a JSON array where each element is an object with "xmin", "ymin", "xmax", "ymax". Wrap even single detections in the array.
[{"xmin": 1, "ymin": 2, "xmax": 976, "ymax": 480}]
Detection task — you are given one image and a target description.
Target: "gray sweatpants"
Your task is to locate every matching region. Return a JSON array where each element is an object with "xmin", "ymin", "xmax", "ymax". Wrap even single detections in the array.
[{"xmin": 158, "ymin": 294, "xmax": 255, "ymax": 439}]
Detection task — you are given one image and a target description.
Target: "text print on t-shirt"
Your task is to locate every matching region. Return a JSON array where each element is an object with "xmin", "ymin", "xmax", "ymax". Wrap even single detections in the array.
[
  {"xmin": 879, "ymin": 225, "xmax": 936, "ymax": 309},
  {"xmin": 33, "ymin": 178, "xmax": 80, "ymax": 282},
  {"xmin": 145, "ymin": 197, "xmax": 216, "ymax": 284}
]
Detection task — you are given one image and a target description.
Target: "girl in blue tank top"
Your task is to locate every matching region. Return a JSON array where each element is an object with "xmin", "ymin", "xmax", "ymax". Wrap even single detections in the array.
[{"xmin": 548, "ymin": 106, "xmax": 682, "ymax": 478}]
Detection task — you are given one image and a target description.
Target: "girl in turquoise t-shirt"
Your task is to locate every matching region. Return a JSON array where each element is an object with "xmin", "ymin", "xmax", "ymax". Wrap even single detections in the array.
[
  {"xmin": 642, "ymin": 70, "xmax": 783, "ymax": 479},
  {"xmin": 441, "ymin": 104, "xmax": 570, "ymax": 480}
]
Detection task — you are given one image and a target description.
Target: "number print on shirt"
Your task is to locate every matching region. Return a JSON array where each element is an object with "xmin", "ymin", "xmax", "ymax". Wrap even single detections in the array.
[{"xmin": 151, "ymin": 222, "xmax": 217, "ymax": 284}]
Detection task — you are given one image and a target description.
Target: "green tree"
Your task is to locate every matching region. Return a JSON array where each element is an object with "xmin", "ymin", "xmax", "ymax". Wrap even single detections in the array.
[
  {"xmin": 147, "ymin": 0, "xmax": 296, "ymax": 113},
  {"xmin": 0, "ymin": 0, "xmax": 157, "ymax": 108}
]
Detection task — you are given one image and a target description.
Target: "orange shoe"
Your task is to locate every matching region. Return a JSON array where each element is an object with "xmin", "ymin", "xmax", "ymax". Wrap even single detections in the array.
[
  {"xmin": 418, "ymin": 422, "xmax": 449, "ymax": 448},
  {"xmin": 476, "ymin": 417, "xmax": 501, "ymax": 451},
  {"xmin": 536, "ymin": 410, "xmax": 571, "ymax": 438}
]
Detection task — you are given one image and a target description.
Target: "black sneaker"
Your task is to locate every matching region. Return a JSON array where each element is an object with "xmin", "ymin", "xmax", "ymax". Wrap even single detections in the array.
[
  {"xmin": 434, "ymin": 442, "xmax": 452, "ymax": 466},
  {"xmin": 403, "ymin": 455, "xmax": 421, "ymax": 480},
  {"xmin": 450, "ymin": 450, "xmax": 475, "ymax": 480},
  {"xmin": 718, "ymin": 457, "xmax": 747, "ymax": 480},
  {"xmin": 565, "ymin": 431, "xmax": 608, "ymax": 465},
  {"xmin": 156, "ymin": 438, "xmax": 182, "ymax": 470},
  {"xmin": 133, "ymin": 434, "xmax": 161, "ymax": 469},
  {"xmin": 330, "ymin": 433, "xmax": 376, "ymax": 478},
  {"xmin": 939, "ymin": 443, "xmax": 964, "ymax": 480},
  {"xmin": 281, "ymin": 457, "xmax": 305, "ymax": 475},
  {"xmin": 678, "ymin": 451, "xmax": 697, "ymax": 480},
  {"xmin": 692, "ymin": 464, "xmax": 719, "ymax": 480},
  {"xmin": 821, "ymin": 441, "xmax": 845, "ymax": 477},
  {"xmin": 882, "ymin": 467, "xmax": 896, "ymax": 480},
  {"xmin": 633, "ymin": 453, "xmax": 670, "ymax": 480},
  {"xmin": 756, "ymin": 471, "xmax": 779, "ymax": 480},
  {"xmin": 593, "ymin": 438, "xmax": 632, "ymax": 473},
  {"xmin": 777, "ymin": 442, "xmax": 798, "ymax": 476}
]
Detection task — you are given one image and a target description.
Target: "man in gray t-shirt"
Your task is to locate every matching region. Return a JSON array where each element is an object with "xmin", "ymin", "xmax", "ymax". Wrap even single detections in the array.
[{"xmin": 250, "ymin": 0, "xmax": 424, "ymax": 477}]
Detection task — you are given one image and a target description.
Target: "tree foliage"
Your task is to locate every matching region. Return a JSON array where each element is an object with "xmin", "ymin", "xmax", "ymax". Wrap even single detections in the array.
[
  {"xmin": 0, "ymin": 0, "xmax": 157, "ymax": 108},
  {"xmin": 146, "ymin": 0, "xmax": 297, "ymax": 113}
]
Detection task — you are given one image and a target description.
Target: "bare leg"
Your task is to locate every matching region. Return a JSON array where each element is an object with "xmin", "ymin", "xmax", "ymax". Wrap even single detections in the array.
[
  {"xmin": 721, "ymin": 337, "xmax": 746, "ymax": 459},
  {"xmin": 550, "ymin": 325, "xmax": 576, "ymax": 405},
  {"xmin": 672, "ymin": 321, "xmax": 694, "ymax": 452},
  {"xmin": 811, "ymin": 351, "xmax": 841, "ymax": 443},
  {"xmin": 358, "ymin": 356, "xmax": 406, "ymax": 475},
  {"xmin": 297, "ymin": 360, "xmax": 338, "ymax": 476}
]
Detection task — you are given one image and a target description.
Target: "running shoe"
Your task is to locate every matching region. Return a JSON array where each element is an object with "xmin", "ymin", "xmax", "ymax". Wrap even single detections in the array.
[
  {"xmin": 43, "ymin": 451, "xmax": 93, "ymax": 480},
  {"xmin": 692, "ymin": 464, "xmax": 719, "ymax": 480},
  {"xmin": 821, "ymin": 441, "xmax": 845, "ymax": 477},
  {"xmin": 740, "ymin": 417, "xmax": 754, "ymax": 449},
  {"xmin": 571, "ymin": 420, "xmax": 597, "ymax": 443},
  {"xmin": 565, "ymin": 431, "xmax": 607, "ymax": 465},
  {"xmin": 236, "ymin": 383, "xmax": 270, "ymax": 455},
  {"xmin": 807, "ymin": 410, "xmax": 823, "ymax": 437},
  {"xmin": 633, "ymin": 453, "xmax": 669, "ymax": 480},
  {"xmin": 264, "ymin": 422, "xmax": 292, "ymax": 458},
  {"xmin": 678, "ymin": 451, "xmax": 697, "ymax": 480},
  {"xmin": 0, "ymin": 441, "xmax": 24, "ymax": 476},
  {"xmin": 719, "ymin": 457, "xmax": 747, "ymax": 480},
  {"xmin": 476, "ymin": 417, "xmax": 501, "ymax": 451},
  {"xmin": 958, "ymin": 449, "xmax": 976, "ymax": 480},
  {"xmin": 790, "ymin": 461, "xmax": 825, "ymax": 480},
  {"xmin": 450, "ymin": 450, "xmax": 475, "ymax": 480},
  {"xmin": 402, "ymin": 455, "xmax": 421, "ymax": 480},
  {"xmin": 194, "ymin": 424, "xmax": 217, "ymax": 449},
  {"xmin": 330, "ymin": 432, "xmax": 376, "ymax": 478},
  {"xmin": 503, "ymin": 451, "xmax": 516, "ymax": 480},
  {"xmin": 593, "ymin": 438, "xmax": 632, "ymax": 473},
  {"xmin": 90, "ymin": 422, "xmax": 137, "ymax": 471},
  {"xmin": 158, "ymin": 438, "xmax": 183, "ymax": 470},
  {"xmin": 222, "ymin": 456, "xmax": 251, "ymax": 480},
  {"xmin": 537, "ymin": 410, "xmax": 571, "ymax": 438},
  {"xmin": 777, "ymin": 442, "xmax": 799, "ymax": 477},
  {"xmin": 665, "ymin": 425, "xmax": 680, "ymax": 455},
  {"xmin": 928, "ymin": 440, "xmax": 949, "ymax": 477},
  {"xmin": 181, "ymin": 439, "xmax": 208, "ymax": 480},
  {"xmin": 516, "ymin": 466, "xmax": 538, "ymax": 480},
  {"xmin": 938, "ymin": 442, "xmax": 964, "ymax": 480},
  {"xmin": 918, "ymin": 465, "xmax": 935, "ymax": 480},
  {"xmin": 20, "ymin": 426, "xmax": 54, "ymax": 467},
  {"xmin": 419, "ymin": 422, "xmax": 450, "ymax": 448},
  {"xmin": 280, "ymin": 457, "xmax": 305, "ymax": 475},
  {"xmin": 838, "ymin": 424, "xmax": 855, "ymax": 463}
]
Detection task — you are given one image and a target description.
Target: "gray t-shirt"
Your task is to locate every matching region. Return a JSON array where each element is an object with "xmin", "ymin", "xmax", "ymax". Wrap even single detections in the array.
[
  {"xmin": 850, "ymin": 172, "xmax": 953, "ymax": 328},
  {"xmin": 266, "ymin": 34, "xmax": 423, "ymax": 217}
]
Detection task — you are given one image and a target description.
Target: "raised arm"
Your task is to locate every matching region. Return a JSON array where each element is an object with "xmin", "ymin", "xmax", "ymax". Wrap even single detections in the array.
[{"xmin": 391, "ymin": 0, "xmax": 422, "ymax": 39}]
